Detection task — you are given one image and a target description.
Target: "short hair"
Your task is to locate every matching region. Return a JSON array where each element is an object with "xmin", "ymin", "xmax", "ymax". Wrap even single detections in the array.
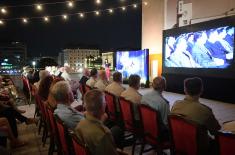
[
  {"xmin": 90, "ymin": 68, "xmax": 98, "ymax": 77},
  {"xmin": 38, "ymin": 75, "xmax": 54, "ymax": 101},
  {"xmin": 39, "ymin": 70, "xmax": 49, "ymax": 81},
  {"xmin": 113, "ymin": 72, "xmax": 122, "ymax": 82},
  {"xmin": 152, "ymin": 76, "xmax": 166, "ymax": 91},
  {"xmin": 184, "ymin": 77, "xmax": 203, "ymax": 96},
  {"xmin": 128, "ymin": 74, "xmax": 141, "ymax": 87},
  {"xmin": 51, "ymin": 81, "xmax": 71, "ymax": 103},
  {"xmin": 84, "ymin": 89, "xmax": 104, "ymax": 116},
  {"xmin": 98, "ymin": 70, "xmax": 106, "ymax": 80}
]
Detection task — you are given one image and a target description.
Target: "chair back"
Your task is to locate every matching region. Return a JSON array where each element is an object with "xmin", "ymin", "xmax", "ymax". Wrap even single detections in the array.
[
  {"xmin": 217, "ymin": 131, "xmax": 235, "ymax": 155},
  {"xmin": 35, "ymin": 94, "xmax": 47, "ymax": 120},
  {"xmin": 168, "ymin": 115, "xmax": 208, "ymax": 155},
  {"xmin": 104, "ymin": 91, "xmax": 117, "ymax": 122},
  {"xmin": 79, "ymin": 84, "xmax": 85, "ymax": 98},
  {"xmin": 54, "ymin": 114, "xmax": 70, "ymax": 155},
  {"xmin": 22, "ymin": 76, "xmax": 31, "ymax": 99},
  {"xmin": 70, "ymin": 132, "xmax": 89, "ymax": 155},
  {"xmin": 85, "ymin": 85, "xmax": 92, "ymax": 93},
  {"xmin": 119, "ymin": 97, "xmax": 135, "ymax": 132},
  {"xmin": 46, "ymin": 105, "xmax": 56, "ymax": 136},
  {"xmin": 139, "ymin": 104, "xmax": 161, "ymax": 145}
]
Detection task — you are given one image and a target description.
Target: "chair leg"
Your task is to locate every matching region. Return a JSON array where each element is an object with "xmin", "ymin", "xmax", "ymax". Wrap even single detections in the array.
[
  {"xmin": 42, "ymin": 125, "xmax": 48, "ymax": 146},
  {"xmin": 38, "ymin": 118, "xmax": 42, "ymax": 135},
  {"xmin": 139, "ymin": 143, "xmax": 145, "ymax": 155},
  {"xmin": 48, "ymin": 136, "xmax": 55, "ymax": 155},
  {"xmin": 131, "ymin": 137, "xmax": 137, "ymax": 155}
]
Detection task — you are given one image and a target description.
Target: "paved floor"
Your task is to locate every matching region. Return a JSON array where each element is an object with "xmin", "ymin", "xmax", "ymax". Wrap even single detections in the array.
[{"xmin": 7, "ymin": 91, "xmax": 235, "ymax": 155}]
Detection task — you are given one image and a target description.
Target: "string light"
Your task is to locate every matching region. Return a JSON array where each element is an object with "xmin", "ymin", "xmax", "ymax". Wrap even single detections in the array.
[
  {"xmin": 0, "ymin": 20, "xmax": 4, "ymax": 25},
  {"xmin": 22, "ymin": 18, "xmax": 28, "ymax": 23},
  {"xmin": 79, "ymin": 13, "xmax": 84, "ymax": 18},
  {"xmin": 36, "ymin": 4, "xmax": 43, "ymax": 11},
  {"xmin": 109, "ymin": 9, "xmax": 113, "ymax": 14},
  {"xmin": 44, "ymin": 16, "xmax": 49, "ymax": 22},
  {"xmin": 67, "ymin": 1, "xmax": 74, "ymax": 8},
  {"xmin": 95, "ymin": 11, "xmax": 100, "ymax": 16},
  {"xmin": 0, "ymin": 2, "xmax": 145, "ymax": 25},
  {"xmin": 96, "ymin": 0, "xmax": 101, "ymax": 5},
  {"xmin": 63, "ymin": 14, "xmax": 68, "ymax": 20},
  {"xmin": 1, "ymin": 8, "xmax": 7, "ymax": 14}
]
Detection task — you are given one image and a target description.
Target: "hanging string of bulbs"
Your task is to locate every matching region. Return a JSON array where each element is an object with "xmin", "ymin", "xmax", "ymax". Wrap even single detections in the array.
[{"xmin": 0, "ymin": 0, "xmax": 148, "ymax": 25}]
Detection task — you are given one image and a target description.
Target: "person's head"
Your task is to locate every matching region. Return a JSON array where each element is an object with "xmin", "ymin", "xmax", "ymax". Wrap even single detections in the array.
[
  {"xmin": 152, "ymin": 76, "xmax": 166, "ymax": 92},
  {"xmin": 113, "ymin": 71, "xmax": 122, "ymax": 83},
  {"xmin": 38, "ymin": 75, "xmax": 54, "ymax": 101},
  {"xmin": 129, "ymin": 74, "xmax": 141, "ymax": 90},
  {"xmin": 175, "ymin": 36, "xmax": 187, "ymax": 51},
  {"xmin": 194, "ymin": 31, "xmax": 207, "ymax": 44},
  {"xmin": 90, "ymin": 68, "xmax": 98, "ymax": 78},
  {"xmin": 84, "ymin": 89, "xmax": 106, "ymax": 119},
  {"xmin": 207, "ymin": 29, "xmax": 218, "ymax": 43},
  {"xmin": 83, "ymin": 68, "xmax": 90, "ymax": 77},
  {"xmin": 184, "ymin": 77, "xmax": 203, "ymax": 97},
  {"xmin": 39, "ymin": 70, "xmax": 49, "ymax": 81},
  {"xmin": 51, "ymin": 81, "xmax": 74, "ymax": 105},
  {"xmin": 217, "ymin": 28, "xmax": 227, "ymax": 39},
  {"xmin": 98, "ymin": 70, "xmax": 107, "ymax": 81}
]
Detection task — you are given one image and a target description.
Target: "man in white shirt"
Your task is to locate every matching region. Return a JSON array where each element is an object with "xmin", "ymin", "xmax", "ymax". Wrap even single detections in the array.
[
  {"xmin": 86, "ymin": 68, "xmax": 98, "ymax": 88},
  {"xmin": 95, "ymin": 70, "xmax": 109, "ymax": 91},
  {"xmin": 121, "ymin": 74, "xmax": 142, "ymax": 120},
  {"xmin": 105, "ymin": 72, "xmax": 125, "ymax": 97}
]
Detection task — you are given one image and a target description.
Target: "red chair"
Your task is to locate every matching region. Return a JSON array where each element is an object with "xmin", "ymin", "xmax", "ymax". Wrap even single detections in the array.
[
  {"xmin": 54, "ymin": 114, "xmax": 71, "ymax": 155},
  {"xmin": 22, "ymin": 76, "xmax": 31, "ymax": 104},
  {"xmin": 46, "ymin": 105, "xmax": 60, "ymax": 155},
  {"xmin": 104, "ymin": 91, "xmax": 118, "ymax": 122},
  {"xmin": 119, "ymin": 97, "xmax": 142, "ymax": 155},
  {"xmin": 168, "ymin": 114, "xmax": 209, "ymax": 155},
  {"xmin": 217, "ymin": 131, "xmax": 235, "ymax": 155},
  {"xmin": 79, "ymin": 84, "xmax": 85, "ymax": 99},
  {"xmin": 139, "ymin": 104, "xmax": 171, "ymax": 155},
  {"xmin": 70, "ymin": 131, "xmax": 89, "ymax": 155}
]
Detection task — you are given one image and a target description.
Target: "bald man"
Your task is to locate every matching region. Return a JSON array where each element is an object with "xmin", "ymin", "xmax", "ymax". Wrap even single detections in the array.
[{"xmin": 141, "ymin": 76, "xmax": 170, "ymax": 130}]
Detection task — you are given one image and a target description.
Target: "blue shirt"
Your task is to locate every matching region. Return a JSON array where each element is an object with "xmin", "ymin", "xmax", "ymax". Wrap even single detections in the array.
[
  {"xmin": 54, "ymin": 104, "xmax": 84, "ymax": 129},
  {"xmin": 141, "ymin": 90, "xmax": 170, "ymax": 127}
]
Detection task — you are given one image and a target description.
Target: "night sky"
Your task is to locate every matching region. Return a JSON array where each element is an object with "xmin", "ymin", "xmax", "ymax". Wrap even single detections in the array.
[{"xmin": 0, "ymin": 0, "xmax": 142, "ymax": 57}]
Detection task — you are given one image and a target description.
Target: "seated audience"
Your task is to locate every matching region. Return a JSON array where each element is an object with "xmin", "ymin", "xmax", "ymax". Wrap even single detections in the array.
[
  {"xmin": 52, "ymin": 81, "xmax": 84, "ymax": 129},
  {"xmin": 105, "ymin": 71, "xmax": 125, "ymax": 97},
  {"xmin": 86, "ymin": 68, "xmax": 98, "ymax": 88},
  {"xmin": 121, "ymin": 74, "xmax": 142, "ymax": 120},
  {"xmin": 0, "ymin": 117, "xmax": 25, "ymax": 148},
  {"xmin": 141, "ymin": 76, "xmax": 170, "ymax": 131},
  {"xmin": 79, "ymin": 68, "xmax": 90, "ymax": 86},
  {"xmin": 38, "ymin": 75, "xmax": 54, "ymax": 101},
  {"xmin": 171, "ymin": 77, "xmax": 221, "ymax": 135},
  {"xmin": 0, "ymin": 106, "xmax": 36, "ymax": 139},
  {"xmin": 33, "ymin": 70, "xmax": 49, "ymax": 90},
  {"xmin": 75, "ymin": 89, "xmax": 118, "ymax": 155},
  {"xmin": 94, "ymin": 70, "xmax": 109, "ymax": 91}
]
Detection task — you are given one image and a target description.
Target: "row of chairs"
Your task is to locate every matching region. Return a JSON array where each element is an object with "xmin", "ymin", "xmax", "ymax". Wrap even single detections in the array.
[
  {"xmin": 34, "ymin": 92, "xmax": 89, "ymax": 155},
  {"xmin": 104, "ymin": 90, "xmax": 235, "ymax": 155}
]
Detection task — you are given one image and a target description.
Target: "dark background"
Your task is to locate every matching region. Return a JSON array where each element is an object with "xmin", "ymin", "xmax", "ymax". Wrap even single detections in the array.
[{"xmin": 0, "ymin": 0, "xmax": 142, "ymax": 57}]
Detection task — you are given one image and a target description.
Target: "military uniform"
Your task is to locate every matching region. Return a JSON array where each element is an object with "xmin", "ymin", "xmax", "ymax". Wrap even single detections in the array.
[
  {"xmin": 75, "ymin": 114, "xmax": 118, "ymax": 155},
  {"xmin": 171, "ymin": 96, "xmax": 221, "ymax": 134}
]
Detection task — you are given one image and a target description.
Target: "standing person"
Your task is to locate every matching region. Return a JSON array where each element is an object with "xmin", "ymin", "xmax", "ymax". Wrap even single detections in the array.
[
  {"xmin": 79, "ymin": 68, "xmax": 90, "ymax": 86},
  {"xmin": 75, "ymin": 90, "xmax": 118, "ymax": 155}
]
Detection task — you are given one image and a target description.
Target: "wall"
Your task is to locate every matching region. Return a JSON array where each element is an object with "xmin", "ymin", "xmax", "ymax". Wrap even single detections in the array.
[
  {"xmin": 142, "ymin": 0, "xmax": 164, "ymax": 80},
  {"xmin": 165, "ymin": 0, "xmax": 235, "ymax": 29}
]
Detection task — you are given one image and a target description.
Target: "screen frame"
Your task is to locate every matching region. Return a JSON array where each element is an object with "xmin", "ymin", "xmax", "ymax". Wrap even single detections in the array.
[
  {"xmin": 162, "ymin": 15, "xmax": 235, "ymax": 79},
  {"xmin": 115, "ymin": 49, "xmax": 150, "ymax": 87}
]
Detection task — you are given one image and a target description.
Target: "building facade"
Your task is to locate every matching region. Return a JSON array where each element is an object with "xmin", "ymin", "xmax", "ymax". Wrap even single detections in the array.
[{"xmin": 58, "ymin": 48, "xmax": 100, "ymax": 70}]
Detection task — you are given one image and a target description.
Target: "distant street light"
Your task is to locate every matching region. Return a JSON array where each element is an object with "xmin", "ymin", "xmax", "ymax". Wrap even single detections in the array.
[{"xmin": 32, "ymin": 61, "xmax": 36, "ymax": 71}]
